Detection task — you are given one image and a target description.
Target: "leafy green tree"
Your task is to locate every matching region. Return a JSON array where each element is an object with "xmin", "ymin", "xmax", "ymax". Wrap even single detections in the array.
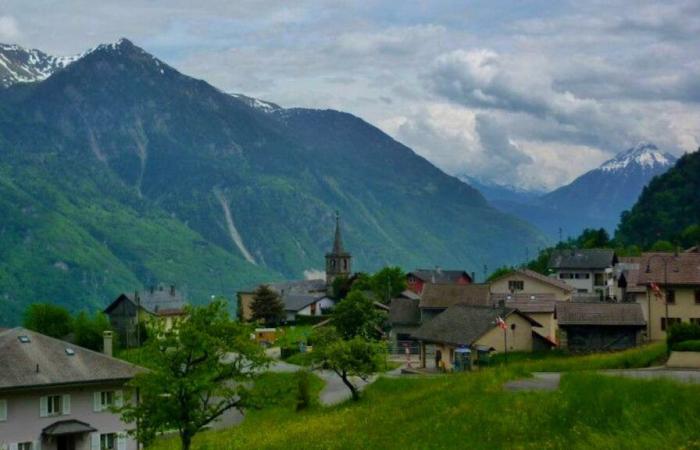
[
  {"xmin": 23, "ymin": 303, "xmax": 72, "ymax": 338},
  {"xmin": 369, "ymin": 266, "xmax": 407, "ymax": 304},
  {"xmin": 650, "ymin": 240, "xmax": 675, "ymax": 252},
  {"xmin": 73, "ymin": 311, "xmax": 113, "ymax": 351},
  {"xmin": 312, "ymin": 332, "xmax": 385, "ymax": 401},
  {"xmin": 575, "ymin": 228, "xmax": 611, "ymax": 249},
  {"xmin": 681, "ymin": 224, "xmax": 700, "ymax": 248},
  {"xmin": 251, "ymin": 285, "xmax": 285, "ymax": 326},
  {"xmin": 487, "ymin": 266, "xmax": 515, "ymax": 281},
  {"xmin": 331, "ymin": 291, "xmax": 383, "ymax": 340},
  {"xmin": 119, "ymin": 300, "xmax": 267, "ymax": 450}
]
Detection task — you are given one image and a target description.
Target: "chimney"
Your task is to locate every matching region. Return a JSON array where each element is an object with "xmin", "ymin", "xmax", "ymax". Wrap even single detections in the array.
[
  {"xmin": 170, "ymin": 284, "xmax": 176, "ymax": 296},
  {"xmin": 103, "ymin": 331, "xmax": 113, "ymax": 357}
]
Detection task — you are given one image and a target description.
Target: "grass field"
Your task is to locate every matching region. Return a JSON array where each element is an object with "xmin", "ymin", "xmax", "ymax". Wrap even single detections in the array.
[{"xmin": 148, "ymin": 343, "xmax": 700, "ymax": 450}]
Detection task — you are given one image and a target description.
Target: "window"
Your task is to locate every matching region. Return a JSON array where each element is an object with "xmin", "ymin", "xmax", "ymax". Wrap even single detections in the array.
[
  {"xmin": 661, "ymin": 317, "xmax": 682, "ymax": 331},
  {"xmin": 508, "ymin": 280, "xmax": 524, "ymax": 291},
  {"xmin": 18, "ymin": 443, "xmax": 33, "ymax": 450},
  {"xmin": 47, "ymin": 395, "xmax": 62, "ymax": 416},
  {"xmin": 0, "ymin": 399, "xmax": 6, "ymax": 421},
  {"xmin": 101, "ymin": 433, "xmax": 117, "ymax": 450},
  {"xmin": 594, "ymin": 273, "xmax": 605, "ymax": 286},
  {"xmin": 666, "ymin": 289, "xmax": 676, "ymax": 304},
  {"xmin": 695, "ymin": 290, "xmax": 700, "ymax": 304},
  {"xmin": 690, "ymin": 318, "xmax": 700, "ymax": 326},
  {"xmin": 559, "ymin": 272, "xmax": 572, "ymax": 279},
  {"xmin": 102, "ymin": 391, "xmax": 114, "ymax": 408}
]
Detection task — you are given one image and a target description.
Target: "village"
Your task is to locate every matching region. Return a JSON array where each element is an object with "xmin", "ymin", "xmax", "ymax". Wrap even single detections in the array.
[{"xmin": 2, "ymin": 215, "xmax": 700, "ymax": 450}]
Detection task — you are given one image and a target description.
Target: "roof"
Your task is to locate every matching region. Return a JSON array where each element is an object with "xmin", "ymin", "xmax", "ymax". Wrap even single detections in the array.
[
  {"xmin": 419, "ymin": 283, "xmax": 491, "ymax": 309},
  {"xmin": 105, "ymin": 285, "xmax": 187, "ymax": 316},
  {"xmin": 283, "ymin": 293, "xmax": 325, "ymax": 312},
  {"xmin": 549, "ymin": 249, "xmax": 617, "ymax": 270},
  {"xmin": 491, "ymin": 269, "xmax": 574, "ymax": 293},
  {"xmin": 268, "ymin": 279, "xmax": 327, "ymax": 295},
  {"xmin": 411, "ymin": 305, "xmax": 541, "ymax": 346},
  {"xmin": 556, "ymin": 302, "xmax": 645, "ymax": 326},
  {"xmin": 637, "ymin": 252, "xmax": 700, "ymax": 286},
  {"xmin": 43, "ymin": 420, "xmax": 96, "ymax": 436},
  {"xmin": 490, "ymin": 293, "xmax": 558, "ymax": 313},
  {"xmin": 409, "ymin": 269, "xmax": 472, "ymax": 284},
  {"xmin": 327, "ymin": 212, "xmax": 350, "ymax": 256},
  {"xmin": 621, "ymin": 268, "xmax": 646, "ymax": 293},
  {"xmin": 397, "ymin": 289, "xmax": 421, "ymax": 300},
  {"xmin": 389, "ymin": 298, "xmax": 421, "ymax": 326},
  {"xmin": 0, "ymin": 328, "xmax": 144, "ymax": 392}
]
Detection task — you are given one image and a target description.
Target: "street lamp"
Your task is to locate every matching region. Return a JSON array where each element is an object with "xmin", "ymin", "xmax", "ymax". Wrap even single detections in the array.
[{"xmin": 645, "ymin": 254, "xmax": 674, "ymax": 340}]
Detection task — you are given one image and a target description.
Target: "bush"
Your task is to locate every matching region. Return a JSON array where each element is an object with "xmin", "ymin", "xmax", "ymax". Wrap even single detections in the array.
[
  {"xmin": 667, "ymin": 323, "xmax": 700, "ymax": 349},
  {"xmin": 672, "ymin": 340, "xmax": 700, "ymax": 352},
  {"xmin": 291, "ymin": 315, "xmax": 329, "ymax": 326}
]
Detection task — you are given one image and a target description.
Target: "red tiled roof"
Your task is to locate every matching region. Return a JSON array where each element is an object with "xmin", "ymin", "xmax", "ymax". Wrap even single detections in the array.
[{"xmin": 637, "ymin": 252, "xmax": 700, "ymax": 286}]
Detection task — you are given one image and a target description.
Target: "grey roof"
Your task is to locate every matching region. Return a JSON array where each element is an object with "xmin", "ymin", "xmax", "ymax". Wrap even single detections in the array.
[
  {"xmin": 283, "ymin": 293, "xmax": 325, "ymax": 312},
  {"xmin": 398, "ymin": 289, "xmax": 421, "ymax": 300},
  {"xmin": 419, "ymin": 283, "xmax": 491, "ymax": 309},
  {"xmin": 411, "ymin": 305, "xmax": 540, "ymax": 346},
  {"xmin": 410, "ymin": 269, "xmax": 472, "ymax": 284},
  {"xmin": 0, "ymin": 328, "xmax": 145, "ymax": 392},
  {"xmin": 43, "ymin": 420, "xmax": 96, "ymax": 436},
  {"xmin": 105, "ymin": 285, "xmax": 187, "ymax": 316},
  {"xmin": 268, "ymin": 279, "xmax": 327, "ymax": 295},
  {"xmin": 549, "ymin": 249, "xmax": 617, "ymax": 270},
  {"xmin": 556, "ymin": 302, "xmax": 645, "ymax": 326},
  {"xmin": 327, "ymin": 212, "xmax": 350, "ymax": 256},
  {"xmin": 389, "ymin": 298, "xmax": 421, "ymax": 326},
  {"xmin": 490, "ymin": 293, "xmax": 559, "ymax": 314}
]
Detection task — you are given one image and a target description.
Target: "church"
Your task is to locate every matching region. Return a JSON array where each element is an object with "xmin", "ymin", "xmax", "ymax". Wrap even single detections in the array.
[{"xmin": 237, "ymin": 212, "xmax": 352, "ymax": 322}]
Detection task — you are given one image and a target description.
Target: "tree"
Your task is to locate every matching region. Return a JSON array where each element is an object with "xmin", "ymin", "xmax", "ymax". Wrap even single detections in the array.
[
  {"xmin": 119, "ymin": 300, "xmax": 268, "ymax": 450},
  {"xmin": 23, "ymin": 303, "xmax": 72, "ymax": 338},
  {"xmin": 312, "ymin": 330, "xmax": 384, "ymax": 401},
  {"xmin": 368, "ymin": 266, "xmax": 407, "ymax": 303},
  {"xmin": 487, "ymin": 266, "xmax": 514, "ymax": 281},
  {"xmin": 73, "ymin": 311, "xmax": 113, "ymax": 351},
  {"xmin": 331, "ymin": 291, "xmax": 383, "ymax": 340},
  {"xmin": 250, "ymin": 285, "xmax": 285, "ymax": 326}
]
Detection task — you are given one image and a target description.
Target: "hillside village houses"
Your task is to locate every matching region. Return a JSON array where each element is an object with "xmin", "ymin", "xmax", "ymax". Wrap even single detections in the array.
[{"xmin": 0, "ymin": 328, "xmax": 143, "ymax": 450}]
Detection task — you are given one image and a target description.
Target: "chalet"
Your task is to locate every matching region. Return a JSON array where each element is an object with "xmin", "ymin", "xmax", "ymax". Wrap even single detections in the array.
[
  {"xmin": 549, "ymin": 249, "xmax": 618, "ymax": 296},
  {"xmin": 411, "ymin": 305, "xmax": 543, "ymax": 370},
  {"xmin": 418, "ymin": 283, "xmax": 491, "ymax": 322},
  {"xmin": 406, "ymin": 268, "xmax": 473, "ymax": 295},
  {"xmin": 104, "ymin": 284, "xmax": 187, "ymax": 348},
  {"xmin": 637, "ymin": 251, "xmax": 700, "ymax": 341},
  {"xmin": 280, "ymin": 293, "xmax": 335, "ymax": 323},
  {"xmin": 489, "ymin": 269, "xmax": 573, "ymax": 301},
  {"xmin": 0, "ymin": 328, "xmax": 144, "ymax": 450},
  {"xmin": 556, "ymin": 302, "xmax": 645, "ymax": 351},
  {"xmin": 490, "ymin": 293, "xmax": 559, "ymax": 342}
]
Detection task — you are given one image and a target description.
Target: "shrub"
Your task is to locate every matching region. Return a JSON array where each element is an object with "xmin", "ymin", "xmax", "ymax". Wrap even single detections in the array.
[
  {"xmin": 667, "ymin": 322, "xmax": 700, "ymax": 349},
  {"xmin": 672, "ymin": 340, "xmax": 700, "ymax": 352},
  {"xmin": 296, "ymin": 370, "xmax": 312, "ymax": 411}
]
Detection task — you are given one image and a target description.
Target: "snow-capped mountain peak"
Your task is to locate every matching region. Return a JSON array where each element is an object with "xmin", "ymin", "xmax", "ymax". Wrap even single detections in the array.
[
  {"xmin": 0, "ymin": 42, "xmax": 84, "ymax": 87},
  {"xmin": 599, "ymin": 142, "xmax": 676, "ymax": 172}
]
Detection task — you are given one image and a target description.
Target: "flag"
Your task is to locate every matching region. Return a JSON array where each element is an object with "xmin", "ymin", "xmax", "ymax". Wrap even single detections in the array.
[
  {"xmin": 496, "ymin": 316, "xmax": 507, "ymax": 330},
  {"xmin": 650, "ymin": 282, "xmax": 662, "ymax": 298}
]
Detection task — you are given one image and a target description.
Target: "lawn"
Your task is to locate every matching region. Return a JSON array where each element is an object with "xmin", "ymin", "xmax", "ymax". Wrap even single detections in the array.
[{"xmin": 148, "ymin": 343, "xmax": 700, "ymax": 450}]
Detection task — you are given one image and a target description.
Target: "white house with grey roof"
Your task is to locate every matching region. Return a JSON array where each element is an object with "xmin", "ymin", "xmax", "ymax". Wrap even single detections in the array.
[
  {"xmin": 0, "ymin": 328, "xmax": 144, "ymax": 450},
  {"xmin": 549, "ymin": 249, "xmax": 618, "ymax": 296}
]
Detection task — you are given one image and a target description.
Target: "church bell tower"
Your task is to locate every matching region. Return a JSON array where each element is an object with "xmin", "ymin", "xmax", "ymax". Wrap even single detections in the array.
[{"xmin": 325, "ymin": 211, "xmax": 352, "ymax": 289}]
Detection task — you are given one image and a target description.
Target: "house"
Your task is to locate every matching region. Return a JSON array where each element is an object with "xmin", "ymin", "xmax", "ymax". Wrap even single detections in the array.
[
  {"xmin": 411, "ymin": 305, "xmax": 543, "ymax": 370},
  {"xmin": 489, "ymin": 269, "xmax": 573, "ymax": 301},
  {"xmin": 611, "ymin": 256, "xmax": 645, "ymax": 303},
  {"xmin": 104, "ymin": 284, "xmax": 187, "ymax": 348},
  {"xmin": 490, "ymin": 293, "xmax": 559, "ymax": 342},
  {"xmin": 556, "ymin": 302, "xmax": 646, "ymax": 351},
  {"xmin": 637, "ymin": 251, "xmax": 700, "ymax": 341},
  {"xmin": 418, "ymin": 283, "xmax": 491, "ymax": 322},
  {"xmin": 388, "ymin": 297, "xmax": 421, "ymax": 346},
  {"xmin": 406, "ymin": 269, "xmax": 473, "ymax": 294},
  {"xmin": 238, "ymin": 213, "xmax": 351, "ymax": 321},
  {"xmin": 0, "ymin": 328, "xmax": 143, "ymax": 450},
  {"xmin": 549, "ymin": 249, "xmax": 618, "ymax": 296}
]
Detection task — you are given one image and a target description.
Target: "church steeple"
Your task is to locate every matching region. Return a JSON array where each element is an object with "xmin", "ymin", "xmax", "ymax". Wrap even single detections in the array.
[{"xmin": 326, "ymin": 211, "xmax": 352, "ymax": 289}]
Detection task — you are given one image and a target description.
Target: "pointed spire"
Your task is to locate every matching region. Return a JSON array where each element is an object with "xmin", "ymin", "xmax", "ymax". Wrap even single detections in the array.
[{"xmin": 332, "ymin": 210, "xmax": 344, "ymax": 254}]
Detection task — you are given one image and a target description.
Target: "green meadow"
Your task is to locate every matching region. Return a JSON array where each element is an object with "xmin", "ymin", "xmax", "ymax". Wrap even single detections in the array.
[{"xmin": 149, "ymin": 343, "xmax": 700, "ymax": 450}]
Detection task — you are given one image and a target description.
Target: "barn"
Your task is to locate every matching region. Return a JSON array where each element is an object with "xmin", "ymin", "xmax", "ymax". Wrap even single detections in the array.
[{"xmin": 556, "ymin": 302, "xmax": 646, "ymax": 351}]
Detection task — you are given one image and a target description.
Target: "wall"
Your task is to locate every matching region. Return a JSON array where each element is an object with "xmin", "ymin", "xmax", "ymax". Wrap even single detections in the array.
[
  {"xmin": 237, "ymin": 292, "xmax": 255, "ymax": 321},
  {"xmin": 646, "ymin": 286, "xmax": 700, "ymax": 341},
  {"xmin": 0, "ymin": 383, "xmax": 136, "ymax": 450},
  {"xmin": 490, "ymin": 274, "xmax": 571, "ymax": 301},
  {"xmin": 475, "ymin": 314, "xmax": 534, "ymax": 353},
  {"xmin": 527, "ymin": 312, "xmax": 557, "ymax": 341}
]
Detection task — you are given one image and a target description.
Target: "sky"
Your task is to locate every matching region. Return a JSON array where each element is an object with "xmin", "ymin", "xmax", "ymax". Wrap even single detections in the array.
[{"xmin": 1, "ymin": 0, "xmax": 699, "ymax": 191}]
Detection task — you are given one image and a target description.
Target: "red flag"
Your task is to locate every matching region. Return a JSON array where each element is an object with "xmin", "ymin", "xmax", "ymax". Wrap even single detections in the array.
[
  {"xmin": 496, "ymin": 316, "xmax": 507, "ymax": 330},
  {"xmin": 650, "ymin": 282, "xmax": 662, "ymax": 298}
]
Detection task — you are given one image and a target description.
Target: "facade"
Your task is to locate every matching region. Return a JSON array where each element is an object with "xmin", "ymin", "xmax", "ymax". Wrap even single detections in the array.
[
  {"xmin": 637, "ymin": 252, "xmax": 700, "ymax": 341},
  {"xmin": 104, "ymin": 284, "xmax": 187, "ymax": 347},
  {"xmin": 491, "ymin": 293, "xmax": 559, "ymax": 342},
  {"xmin": 489, "ymin": 269, "xmax": 573, "ymax": 301},
  {"xmin": 411, "ymin": 305, "xmax": 541, "ymax": 370},
  {"xmin": 0, "ymin": 328, "xmax": 143, "ymax": 450},
  {"xmin": 549, "ymin": 249, "xmax": 617, "ymax": 296},
  {"xmin": 406, "ymin": 269, "xmax": 472, "ymax": 295},
  {"xmin": 556, "ymin": 302, "xmax": 646, "ymax": 351}
]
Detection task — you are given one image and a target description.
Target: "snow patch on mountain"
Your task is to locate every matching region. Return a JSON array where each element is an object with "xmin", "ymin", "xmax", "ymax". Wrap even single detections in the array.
[
  {"xmin": 600, "ymin": 142, "xmax": 676, "ymax": 172},
  {"xmin": 230, "ymin": 93, "xmax": 281, "ymax": 113},
  {"xmin": 0, "ymin": 43, "xmax": 84, "ymax": 87}
]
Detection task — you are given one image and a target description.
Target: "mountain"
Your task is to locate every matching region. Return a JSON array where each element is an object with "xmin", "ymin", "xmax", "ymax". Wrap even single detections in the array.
[
  {"xmin": 0, "ymin": 39, "xmax": 546, "ymax": 324},
  {"xmin": 459, "ymin": 176, "xmax": 543, "ymax": 205},
  {"xmin": 616, "ymin": 149, "xmax": 700, "ymax": 247},
  {"xmin": 0, "ymin": 43, "xmax": 81, "ymax": 87}
]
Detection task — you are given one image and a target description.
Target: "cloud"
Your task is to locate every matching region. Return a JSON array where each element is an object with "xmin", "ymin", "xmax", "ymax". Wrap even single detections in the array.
[{"xmin": 0, "ymin": 16, "xmax": 20, "ymax": 40}]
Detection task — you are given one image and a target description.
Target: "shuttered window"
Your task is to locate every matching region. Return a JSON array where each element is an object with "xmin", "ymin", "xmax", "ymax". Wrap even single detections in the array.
[{"xmin": 0, "ymin": 399, "xmax": 7, "ymax": 421}]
